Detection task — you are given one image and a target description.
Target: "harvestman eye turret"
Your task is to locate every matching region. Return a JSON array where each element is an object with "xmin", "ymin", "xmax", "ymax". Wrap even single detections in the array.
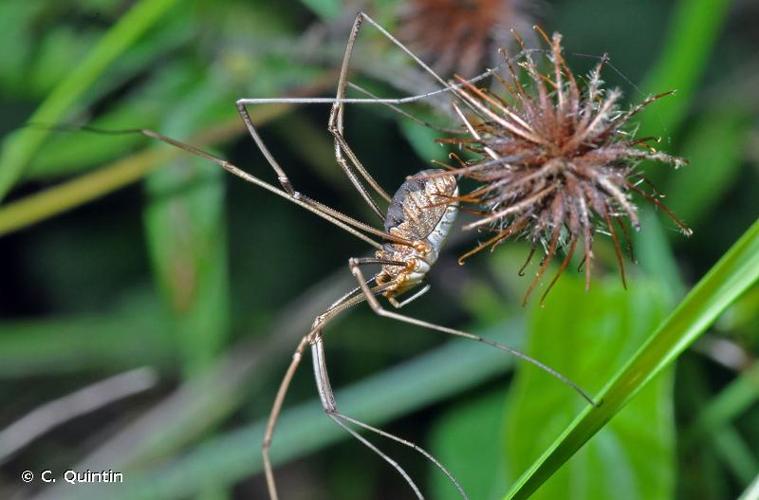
[{"xmin": 90, "ymin": 13, "xmax": 599, "ymax": 499}]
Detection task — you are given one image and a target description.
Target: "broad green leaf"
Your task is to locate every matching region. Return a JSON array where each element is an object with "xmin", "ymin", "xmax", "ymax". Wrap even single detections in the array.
[
  {"xmin": 0, "ymin": 0, "xmax": 180, "ymax": 201},
  {"xmin": 144, "ymin": 157, "xmax": 230, "ymax": 374},
  {"xmin": 504, "ymin": 218, "xmax": 759, "ymax": 499},
  {"xmin": 505, "ymin": 276, "xmax": 671, "ymax": 500},
  {"xmin": 429, "ymin": 389, "xmax": 510, "ymax": 500}
]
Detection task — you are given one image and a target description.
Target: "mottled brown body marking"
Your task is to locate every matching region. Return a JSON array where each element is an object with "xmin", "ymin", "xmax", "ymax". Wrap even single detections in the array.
[{"xmin": 376, "ymin": 169, "xmax": 459, "ymax": 297}]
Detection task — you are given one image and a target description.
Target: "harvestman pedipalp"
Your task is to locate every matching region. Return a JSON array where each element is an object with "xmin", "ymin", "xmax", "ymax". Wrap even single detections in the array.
[{"xmin": 93, "ymin": 12, "xmax": 600, "ymax": 499}]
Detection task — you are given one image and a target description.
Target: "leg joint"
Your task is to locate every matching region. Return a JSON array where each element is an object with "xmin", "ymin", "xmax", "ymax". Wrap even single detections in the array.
[
  {"xmin": 311, "ymin": 315, "xmax": 325, "ymax": 331},
  {"xmin": 374, "ymin": 305, "xmax": 390, "ymax": 316}
]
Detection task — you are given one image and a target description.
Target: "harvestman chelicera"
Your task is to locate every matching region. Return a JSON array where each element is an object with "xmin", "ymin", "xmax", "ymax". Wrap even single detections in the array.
[{"xmin": 95, "ymin": 13, "xmax": 600, "ymax": 499}]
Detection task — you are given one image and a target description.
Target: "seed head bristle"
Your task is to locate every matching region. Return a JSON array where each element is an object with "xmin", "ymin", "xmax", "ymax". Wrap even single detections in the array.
[{"xmin": 448, "ymin": 30, "xmax": 691, "ymax": 303}]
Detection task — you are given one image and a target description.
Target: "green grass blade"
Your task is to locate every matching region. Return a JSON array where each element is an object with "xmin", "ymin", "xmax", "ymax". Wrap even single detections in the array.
[
  {"xmin": 504, "ymin": 218, "xmax": 759, "ymax": 499},
  {"xmin": 710, "ymin": 427, "xmax": 759, "ymax": 484},
  {"xmin": 0, "ymin": 0, "xmax": 179, "ymax": 201},
  {"xmin": 0, "ymin": 105, "xmax": 296, "ymax": 238},
  {"xmin": 638, "ymin": 0, "xmax": 732, "ymax": 136},
  {"xmin": 685, "ymin": 362, "xmax": 759, "ymax": 442}
]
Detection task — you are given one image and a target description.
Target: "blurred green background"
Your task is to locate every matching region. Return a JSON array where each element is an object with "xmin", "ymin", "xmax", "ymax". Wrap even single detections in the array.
[{"xmin": 0, "ymin": 0, "xmax": 757, "ymax": 499}]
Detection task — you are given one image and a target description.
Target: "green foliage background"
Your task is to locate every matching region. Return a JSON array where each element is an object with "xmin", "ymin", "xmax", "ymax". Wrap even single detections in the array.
[{"xmin": 0, "ymin": 0, "xmax": 757, "ymax": 499}]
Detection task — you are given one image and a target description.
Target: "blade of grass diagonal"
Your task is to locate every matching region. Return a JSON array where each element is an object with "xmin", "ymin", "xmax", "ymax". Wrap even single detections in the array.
[
  {"xmin": 0, "ymin": 76, "xmax": 332, "ymax": 238},
  {"xmin": 685, "ymin": 362, "xmax": 759, "ymax": 444},
  {"xmin": 504, "ymin": 218, "xmax": 759, "ymax": 499},
  {"xmin": 638, "ymin": 0, "xmax": 732, "ymax": 136},
  {"xmin": 0, "ymin": 0, "xmax": 179, "ymax": 200},
  {"xmin": 0, "ymin": 109, "xmax": 272, "ymax": 238}
]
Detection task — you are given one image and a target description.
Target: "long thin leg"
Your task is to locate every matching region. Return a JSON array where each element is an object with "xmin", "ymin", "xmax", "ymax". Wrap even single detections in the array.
[
  {"xmin": 329, "ymin": 414, "xmax": 423, "ymax": 499},
  {"xmin": 233, "ymin": 100, "xmax": 414, "ymax": 247},
  {"xmin": 327, "ymin": 11, "xmax": 502, "ymax": 217},
  {"xmin": 352, "ymin": 12, "xmax": 495, "ymax": 122},
  {"xmin": 389, "ymin": 283, "xmax": 431, "ymax": 308},
  {"xmin": 233, "ymin": 60, "xmax": 506, "ymax": 204},
  {"xmin": 235, "ymin": 69, "xmax": 500, "ymax": 223},
  {"xmin": 263, "ymin": 334, "xmax": 309, "ymax": 500},
  {"xmin": 72, "ymin": 125, "xmax": 388, "ymax": 250},
  {"xmin": 334, "ymin": 411, "xmax": 463, "ymax": 497},
  {"xmin": 329, "ymin": 13, "xmax": 392, "ymax": 220},
  {"xmin": 235, "ymin": 73, "xmax": 497, "ymax": 107},
  {"xmin": 235, "ymin": 9, "xmax": 523, "ymax": 217},
  {"xmin": 346, "ymin": 82, "xmax": 465, "ymax": 134},
  {"xmin": 348, "ymin": 258, "xmax": 600, "ymax": 407},
  {"xmin": 262, "ymin": 286, "xmax": 367, "ymax": 500},
  {"xmin": 311, "ymin": 338, "xmax": 467, "ymax": 499},
  {"xmin": 95, "ymin": 124, "xmax": 429, "ymax": 250}
]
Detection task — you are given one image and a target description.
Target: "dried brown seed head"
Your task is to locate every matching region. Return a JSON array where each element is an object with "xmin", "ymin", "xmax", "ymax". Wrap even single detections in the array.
[
  {"xmin": 397, "ymin": 0, "xmax": 529, "ymax": 78},
  {"xmin": 446, "ymin": 31, "xmax": 691, "ymax": 304}
]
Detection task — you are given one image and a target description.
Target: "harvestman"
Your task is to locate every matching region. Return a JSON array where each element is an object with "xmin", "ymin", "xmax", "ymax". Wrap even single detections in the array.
[{"xmin": 103, "ymin": 13, "xmax": 600, "ymax": 499}]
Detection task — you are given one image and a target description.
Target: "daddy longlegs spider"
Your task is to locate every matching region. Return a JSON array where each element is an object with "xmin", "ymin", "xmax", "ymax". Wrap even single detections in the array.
[{"xmin": 84, "ymin": 12, "xmax": 600, "ymax": 499}]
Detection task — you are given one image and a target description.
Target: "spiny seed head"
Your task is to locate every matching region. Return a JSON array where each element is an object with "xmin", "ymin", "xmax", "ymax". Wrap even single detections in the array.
[
  {"xmin": 444, "ymin": 30, "xmax": 691, "ymax": 304},
  {"xmin": 397, "ymin": 0, "xmax": 529, "ymax": 77}
]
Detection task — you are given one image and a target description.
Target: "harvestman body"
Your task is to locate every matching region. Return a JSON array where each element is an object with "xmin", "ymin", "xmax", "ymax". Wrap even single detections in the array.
[{"xmin": 103, "ymin": 13, "xmax": 598, "ymax": 499}]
